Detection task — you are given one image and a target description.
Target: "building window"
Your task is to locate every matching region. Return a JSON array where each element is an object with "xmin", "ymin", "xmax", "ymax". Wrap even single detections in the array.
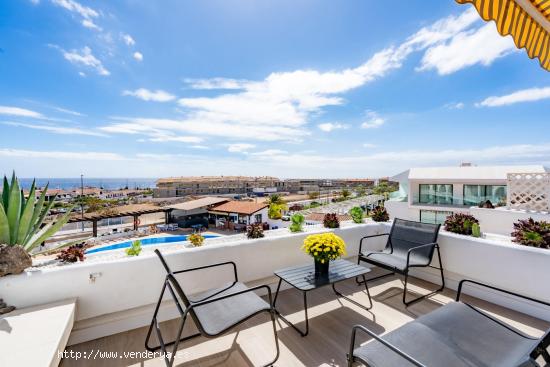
[
  {"xmin": 463, "ymin": 185, "xmax": 506, "ymax": 206},
  {"xmin": 419, "ymin": 184, "xmax": 453, "ymax": 205},
  {"xmin": 254, "ymin": 213, "xmax": 262, "ymax": 223},
  {"xmin": 420, "ymin": 210, "xmax": 452, "ymax": 225}
]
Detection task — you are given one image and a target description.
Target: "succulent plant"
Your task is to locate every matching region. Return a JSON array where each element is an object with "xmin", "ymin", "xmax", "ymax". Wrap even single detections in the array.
[
  {"xmin": 471, "ymin": 223, "xmax": 481, "ymax": 238},
  {"xmin": 370, "ymin": 206, "xmax": 389, "ymax": 222},
  {"xmin": 444, "ymin": 213, "xmax": 479, "ymax": 235},
  {"xmin": 511, "ymin": 218, "xmax": 550, "ymax": 249},
  {"xmin": 56, "ymin": 243, "xmax": 87, "ymax": 263},
  {"xmin": 349, "ymin": 206, "xmax": 364, "ymax": 224},
  {"xmin": 246, "ymin": 223, "xmax": 265, "ymax": 239},
  {"xmin": 323, "ymin": 213, "xmax": 340, "ymax": 228},
  {"xmin": 125, "ymin": 240, "xmax": 142, "ymax": 256},
  {"xmin": 289, "ymin": 213, "xmax": 305, "ymax": 233},
  {"xmin": 0, "ymin": 172, "xmax": 74, "ymax": 253},
  {"xmin": 188, "ymin": 233, "xmax": 205, "ymax": 247}
]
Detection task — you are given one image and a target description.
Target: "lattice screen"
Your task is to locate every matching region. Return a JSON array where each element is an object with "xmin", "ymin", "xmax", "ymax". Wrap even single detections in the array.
[{"xmin": 507, "ymin": 173, "xmax": 550, "ymax": 212}]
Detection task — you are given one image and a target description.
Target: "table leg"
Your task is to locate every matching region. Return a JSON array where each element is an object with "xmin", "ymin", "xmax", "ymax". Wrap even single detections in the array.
[
  {"xmin": 332, "ymin": 274, "xmax": 373, "ymax": 310},
  {"xmin": 273, "ymin": 280, "xmax": 309, "ymax": 337}
]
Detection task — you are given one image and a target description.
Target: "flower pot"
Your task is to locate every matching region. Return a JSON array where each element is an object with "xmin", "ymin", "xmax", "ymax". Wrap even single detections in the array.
[{"xmin": 314, "ymin": 259, "xmax": 329, "ymax": 277}]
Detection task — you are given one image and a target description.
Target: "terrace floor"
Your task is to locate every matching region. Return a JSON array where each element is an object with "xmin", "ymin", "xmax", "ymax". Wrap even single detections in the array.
[{"xmin": 61, "ymin": 271, "xmax": 548, "ymax": 367}]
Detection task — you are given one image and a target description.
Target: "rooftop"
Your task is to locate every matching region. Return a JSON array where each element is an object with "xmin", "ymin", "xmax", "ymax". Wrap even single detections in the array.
[
  {"xmin": 209, "ymin": 201, "xmax": 268, "ymax": 215},
  {"xmin": 407, "ymin": 165, "xmax": 549, "ymax": 181},
  {"xmin": 157, "ymin": 176, "xmax": 280, "ymax": 184},
  {"xmin": 165, "ymin": 196, "xmax": 230, "ymax": 211}
]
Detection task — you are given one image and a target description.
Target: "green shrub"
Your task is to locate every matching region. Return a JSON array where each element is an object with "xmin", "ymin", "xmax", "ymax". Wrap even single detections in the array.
[
  {"xmin": 323, "ymin": 213, "xmax": 340, "ymax": 228},
  {"xmin": 188, "ymin": 233, "xmax": 205, "ymax": 247},
  {"xmin": 289, "ymin": 213, "xmax": 305, "ymax": 232},
  {"xmin": 370, "ymin": 206, "xmax": 389, "ymax": 222},
  {"xmin": 444, "ymin": 213, "xmax": 479, "ymax": 235},
  {"xmin": 471, "ymin": 223, "xmax": 481, "ymax": 238},
  {"xmin": 125, "ymin": 240, "xmax": 142, "ymax": 256},
  {"xmin": 349, "ymin": 206, "xmax": 364, "ymax": 224}
]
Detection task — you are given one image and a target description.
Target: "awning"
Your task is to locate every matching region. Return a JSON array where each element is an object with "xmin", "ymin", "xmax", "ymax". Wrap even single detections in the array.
[{"xmin": 457, "ymin": 0, "xmax": 550, "ymax": 71}]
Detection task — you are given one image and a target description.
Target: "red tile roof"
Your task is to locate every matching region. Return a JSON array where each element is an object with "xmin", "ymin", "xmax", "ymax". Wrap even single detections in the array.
[{"xmin": 209, "ymin": 201, "xmax": 268, "ymax": 215}]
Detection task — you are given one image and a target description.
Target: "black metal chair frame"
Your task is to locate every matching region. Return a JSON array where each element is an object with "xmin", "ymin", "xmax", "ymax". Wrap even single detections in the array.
[
  {"xmin": 347, "ymin": 279, "xmax": 550, "ymax": 367},
  {"xmin": 145, "ymin": 249, "xmax": 280, "ymax": 367},
  {"xmin": 357, "ymin": 220, "xmax": 444, "ymax": 306}
]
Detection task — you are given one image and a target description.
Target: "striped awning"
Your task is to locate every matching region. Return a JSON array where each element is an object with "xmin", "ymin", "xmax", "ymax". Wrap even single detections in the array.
[{"xmin": 457, "ymin": 0, "xmax": 550, "ymax": 71}]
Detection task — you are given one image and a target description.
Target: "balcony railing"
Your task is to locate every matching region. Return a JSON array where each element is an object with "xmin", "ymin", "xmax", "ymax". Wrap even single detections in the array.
[{"xmin": 412, "ymin": 194, "xmax": 507, "ymax": 207}]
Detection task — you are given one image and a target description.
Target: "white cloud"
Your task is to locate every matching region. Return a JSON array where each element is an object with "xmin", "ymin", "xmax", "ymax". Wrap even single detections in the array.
[
  {"xmin": 418, "ymin": 23, "xmax": 516, "ymax": 75},
  {"xmin": 0, "ymin": 106, "xmax": 43, "ymax": 118},
  {"xmin": 121, "ymin": 33, "xmax": 135, "ymax": 46},
  {"xmin": 59, "ymin": 46, "xmax": 110, "ymax": 76},
  {"xmin": 51, "ymin": 0, "xmax": 98, "ymax": 19},
  {"xmin": 251, "ymin": 149, "xmax": 288, "ymax": 156},
  {"xmin": 477, "ymin": 87, "xmax": 550, "ymax": 107},
  {"xmin": 2, "ymin": 121, "xmax": 107, "ymax": 137},
  {"xmin": 99, "ymin": 9, "xmax": 492, "ymax": 143},
  {"xmin": 51, "ymin": 106, "xmax": 84, "ymax": 116},
  {"xmin": 133, "ymin": 52, "xmax": 143, "ymax": 61},
  {"xmin": 317, "ymin": 122, "xmax": 348, "ymax": 132},
  {"xmin": 81, "ymin": 19, "xmax": 101, "ymax": 31},
  {"xmin": 363, "ymin": 143, "xmax": 377, "ymax": 148},
  {"xmin": 227, "ymin": 143, "xmax": 255, "ymax": 153},
  {"xmin": 122, "ymin": 88, "xmax": 176, "ymax": 102},
  {"xmin": 360, "ymin": 111, "xmax": 385, "ymax": 129},
  {"xmin": 445, "ymin": 102, "xmax": 465, "ymax": 109},
  {"xmin": 149, "ymin": 135, "xmax": 204, "ymax": 143},
  {"xmin": 30, "ymin": 0, "xmax": 40, "ymax": 4},
  {"xmin": 0, "ymin": 148, "xmax": 123, "ymax": 160}
]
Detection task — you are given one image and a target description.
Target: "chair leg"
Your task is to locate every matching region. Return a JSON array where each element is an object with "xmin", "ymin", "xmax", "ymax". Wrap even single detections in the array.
[
  {"xmin": 262, "ymin": 309, "xmax": 281, "ymax": 367},
  {"xmin": 402, "ymin": 246, "xmax": 445, "ymax": 307}
]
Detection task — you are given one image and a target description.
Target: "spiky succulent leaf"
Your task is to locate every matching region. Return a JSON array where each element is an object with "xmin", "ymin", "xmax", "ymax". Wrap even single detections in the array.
[
  {"xmin": 6, "ymin": 176, "xmax": 21, "ymax": 244},
  {"xmin": 26, "ymin": 183, "xmax": 48, "ymax": 241},
  {"xmin": 17, "ymin": 181, "xmax": 36, "ymax": 244},
  {"xmin": 2, "ymin": 176, "xmax": 9, "ymax": 210},
  {"xmin": 0, "ymin": 204, "xmax": 10, "ymax": 244},
  {"xmin": 24, "ymin": 208, "xmax": 73, "ymax": 251}
]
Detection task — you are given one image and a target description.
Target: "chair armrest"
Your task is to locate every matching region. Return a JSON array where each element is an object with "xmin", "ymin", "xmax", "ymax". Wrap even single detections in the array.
[
  {"xmin": 173, "ymin": 261, "xmax": 238, "ymax": 282},
  {"xmin": 456, "ymin": 279, "xmax": 550, "ymax": 307},
  {"xmin": 190, "ymin": 284, "xmax": 274, "ymax": 309},
  {"xmin": 406, "ymin": 242, "xmax": 437, "ymax": 268},
  {"xmin": 359, "ymin": 233, "xmax": 390, "ymax": 255},
  {"xmin": 348, "ymin": 325, "xmax": 426, "ymax": 367}
]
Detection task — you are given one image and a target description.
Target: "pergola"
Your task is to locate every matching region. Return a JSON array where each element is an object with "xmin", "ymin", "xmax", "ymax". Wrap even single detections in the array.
[{"xmin": 68, "ymin": 205, "xmax": 173, "ymax": 237}]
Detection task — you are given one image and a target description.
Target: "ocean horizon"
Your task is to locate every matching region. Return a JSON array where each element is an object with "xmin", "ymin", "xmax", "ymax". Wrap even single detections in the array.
[{"xmin": 17, "ymin": 178, "xmax": 158, "ymax": 190}]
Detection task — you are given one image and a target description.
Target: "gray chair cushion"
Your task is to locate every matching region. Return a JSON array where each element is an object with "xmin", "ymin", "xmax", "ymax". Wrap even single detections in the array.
[
  {"xmin": 190, "ymin": 282, "xmax": 270, "ymax": 336},
  {"xmin": 362, "ymin": 251, "xmax": 430, "ymax": 271},
  {"xmin": 354, "ymin": 302, "xmax": 540, "ymax": 367}
]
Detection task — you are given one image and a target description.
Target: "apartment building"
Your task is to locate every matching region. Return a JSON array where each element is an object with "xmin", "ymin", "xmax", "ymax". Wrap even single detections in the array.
[{"xmin": 386, "ymin": 164, "xmax": 550, "ymax": 224}]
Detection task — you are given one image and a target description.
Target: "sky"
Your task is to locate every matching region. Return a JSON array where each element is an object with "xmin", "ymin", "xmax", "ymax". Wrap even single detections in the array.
[{"xmin": 1, "ymin": 0, "xmax": 549, "ymax": 179}]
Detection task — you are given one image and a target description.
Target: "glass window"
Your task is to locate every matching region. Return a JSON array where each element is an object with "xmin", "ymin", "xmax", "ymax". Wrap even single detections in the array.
[
  {"xmin": 486, "ymin": 185, "xmax": 507, "ymax": 206},
  {"xmin": 463, "ymin": 185, "xmax": 507, "ymax": 206},
  {"xmin": 463, "ymin": 185, "xmax": 483, "ymax": 206},
  {"xmin": 419, "ymin": 184, "xmax": 453, "ymax": 204},
  {"xmin": 420, "ymin": 210, "xmax": 453, "ymax": 224}
]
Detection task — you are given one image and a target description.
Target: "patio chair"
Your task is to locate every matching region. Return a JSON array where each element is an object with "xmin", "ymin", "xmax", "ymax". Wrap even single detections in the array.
[
  {"xmin": 145, "ymin": 249, "xmax": 280, "ymax": 367},
  {"xmin": 347, "ymin": 279, "xmax": 550, "ymax": 367},
  {"xmin": 357, "ymin": 218, "xmax": 444, "ymax": 306}
]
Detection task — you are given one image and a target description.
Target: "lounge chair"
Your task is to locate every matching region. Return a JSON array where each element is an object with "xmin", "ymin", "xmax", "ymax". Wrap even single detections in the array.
[
  {"xmin": 145, "ymin": 249, "xmax": 280, "ymax": 367},
  {"xmin": 357, "ymin": 218, "xmax": 444, "ymax": 306},
  {"xmin": 348, "ymin": 279, "xmax": 550, "ymax": 367}
]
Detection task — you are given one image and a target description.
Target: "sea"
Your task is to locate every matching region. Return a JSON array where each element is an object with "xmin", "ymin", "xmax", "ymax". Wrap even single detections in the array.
[{"xmin": 17, "ymin": 178, "xmax": 158, "ymax": 190}]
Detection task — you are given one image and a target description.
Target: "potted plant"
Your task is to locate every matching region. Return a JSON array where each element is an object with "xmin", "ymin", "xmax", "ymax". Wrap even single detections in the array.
[
  {"xmin": 125, "ymin": 240, "xmax": 142, "ymax": 256},
  {"xmin": 0, "ymin": 173, "xmax": 73, "ymax": 277},
  {"xmin": 511, "ymin": 218, "xmax": 550, "ymax": 249},
  {"xmin": 444, "ymin": 213, "xmax": 479, "ymax": 235},
  {"xmin": 370, "ymin": 206, "xmax": 389, "ymax": 222},
  {"xmin": 246, "ymin": 223, "xmax": 265, "ymax": 239},
  {"xmin": 289, "ymin": 213, "xmax": 305, "ymax": 233},
  {"xmin": 188, "ymin": 233, "xmax": 205, "ymax": 247},
  {"xmin": 349, "ymin": 206, "xmax": 364, "ymax": 224},
  {"xmin": 302, "ymin": 233, "xmax": 346, "ymax": 277},
  {"xmin": 323, "ymin": 213, "xmax": 340, "ymax": 228},
  {"xmin": 56, "ymin": 243, "xmax": 87, "ymax": 263}
]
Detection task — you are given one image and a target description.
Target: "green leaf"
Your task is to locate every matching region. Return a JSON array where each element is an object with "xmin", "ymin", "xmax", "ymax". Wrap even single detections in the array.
[
  {"xmin": 26, "ymin": 182, "xmax": 48, "ymax": 242},
  {"xmin": 6, "ymin": 176, "xmax": 21, "ymax": 245},
  {"xmin": 25, "ymin": 209, "xmax": 73, "ymax": 252},
  {"xmin": 17, "ymin": 181, "xmax": 36, "ymax": 244},
  {"xmin": 0, "ymin": 204, "xmax": 10, "ymax": 244},
  {"xmin": 2, "ymin": 176, "xmax": 9, "ymax": 211}
]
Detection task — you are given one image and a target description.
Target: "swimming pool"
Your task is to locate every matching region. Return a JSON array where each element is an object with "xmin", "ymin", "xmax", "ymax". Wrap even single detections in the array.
[{"xmin": 86, "ymin": 234, "xmax": 219, "ymax": 254}]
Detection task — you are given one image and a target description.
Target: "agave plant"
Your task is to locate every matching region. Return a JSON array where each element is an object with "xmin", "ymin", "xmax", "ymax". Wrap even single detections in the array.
[
  {"xmin": 289, "ymin": 213, "xmax": 305, "ymax": 232},
  {"xmin": 0, "ymin": 173, "xmax": 74, "ymax": 253}
]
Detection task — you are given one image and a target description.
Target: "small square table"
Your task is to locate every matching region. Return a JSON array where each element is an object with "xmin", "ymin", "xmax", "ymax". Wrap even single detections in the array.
[{"xmin": 273, "ymin": 259, "xmax": 372, "ymax": 337}]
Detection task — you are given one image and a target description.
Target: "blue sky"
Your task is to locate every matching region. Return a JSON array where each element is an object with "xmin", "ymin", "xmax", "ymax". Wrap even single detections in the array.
[{"xmin": 1, "ymin": 0, "xmax": 549, "ymax": 178}]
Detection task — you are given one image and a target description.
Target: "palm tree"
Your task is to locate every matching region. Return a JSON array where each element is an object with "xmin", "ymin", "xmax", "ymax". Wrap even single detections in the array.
[
  {"xmin": 266, "ymin": 194, "xmax": 287, "ymax": 219},
  {"xmin": 341, "ymin": 189, "xmax": 351, "ymax": 199}
]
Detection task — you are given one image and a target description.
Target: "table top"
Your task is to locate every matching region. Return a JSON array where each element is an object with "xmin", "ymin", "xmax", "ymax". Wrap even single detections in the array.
[{"xmin": 274, "ymin": 259, "xmax": 371, "ymax": 291}]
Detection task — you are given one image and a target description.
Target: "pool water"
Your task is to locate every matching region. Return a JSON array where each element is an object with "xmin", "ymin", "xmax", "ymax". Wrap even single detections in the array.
[{"xmin": 86, "ymin": 234, "xmax": 219, "ymax": 254}]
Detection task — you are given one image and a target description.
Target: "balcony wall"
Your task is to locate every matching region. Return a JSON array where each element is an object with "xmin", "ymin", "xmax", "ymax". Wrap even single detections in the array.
[{"xmin": 0, "ymin": 222, "xmax": 549, "ymax": 345}]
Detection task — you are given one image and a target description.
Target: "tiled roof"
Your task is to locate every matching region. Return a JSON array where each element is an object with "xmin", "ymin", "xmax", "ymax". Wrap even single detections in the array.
[{"xmin": 209, "ymin": 201, "xmax": 268, "ymax": 215}]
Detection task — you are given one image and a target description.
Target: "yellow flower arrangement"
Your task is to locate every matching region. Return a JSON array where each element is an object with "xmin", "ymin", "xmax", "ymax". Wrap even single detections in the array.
[{"xmin": 301, "ymin": 233, "xmax": 346, "ymax": 263}]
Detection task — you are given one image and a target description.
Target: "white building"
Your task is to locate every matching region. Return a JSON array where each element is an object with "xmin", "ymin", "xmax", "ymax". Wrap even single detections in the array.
[{"xmin": 386, "ymin": 164, "xmax": 550, "ymax": 226}]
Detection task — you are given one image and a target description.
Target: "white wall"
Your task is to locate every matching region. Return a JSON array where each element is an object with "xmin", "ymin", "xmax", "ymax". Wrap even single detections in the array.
[
  {"xmin": 470, "ymin": 207, "xmax": 550, "ymax": 236},
  {"xmin": 1, "ymin": 222, "xmax": 550, "ymax": 345},
  {"xmin": 385, "ymin": 200, "xmax": 418, "ymax": 221}
]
